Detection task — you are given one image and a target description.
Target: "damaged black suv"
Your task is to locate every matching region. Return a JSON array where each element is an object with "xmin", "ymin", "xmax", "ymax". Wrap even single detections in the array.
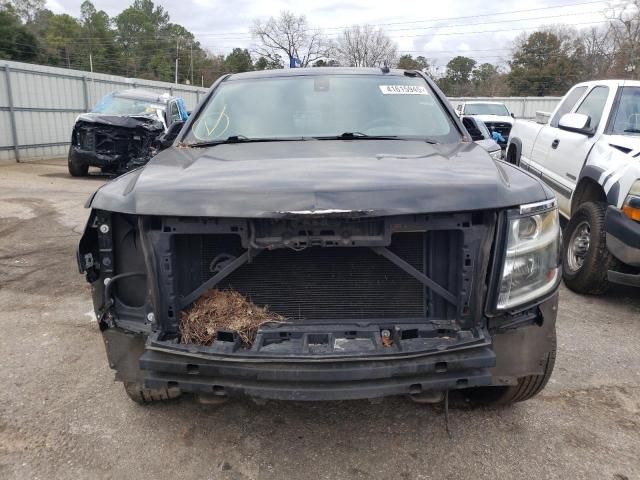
[
  {"xmin": 78, "ymin": 68, "xmax": 560, "ymax": 406},
  {"xmin": 68, "ymin": 89, "xmax": 187, "ymax": 176}
]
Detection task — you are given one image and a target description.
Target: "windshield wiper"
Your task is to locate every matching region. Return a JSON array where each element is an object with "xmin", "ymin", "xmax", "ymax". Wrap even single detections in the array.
[
  {"xmin": 187, "ymin": 135, "xmax": 306, "ymax": 148},
  {"xmin": 315, "ymin": 132, "xmax": 399, "ymax": 140},
  {"xmin": 314, "ymin": 132, "xmax": 438, "ymax": 142},
  {"xmin": 623, "ymin": 128, "xmax": 640, "ymax": 133}
]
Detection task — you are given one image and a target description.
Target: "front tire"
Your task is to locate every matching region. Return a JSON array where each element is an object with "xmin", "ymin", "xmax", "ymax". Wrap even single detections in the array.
[
  {"xmin": 464, "ymin": 330, "xmax": 556, "ymax": 406},
  {"xmin": 124, "ymin": 382, "xmax": 181, "ymax": 404},
  {"xmin": 562, "ymin": 201, "xmax": 617, "ymax": 294},
  {"xmin": 67, "ymin": 147, "xmax": 89, "ymax": 177}
]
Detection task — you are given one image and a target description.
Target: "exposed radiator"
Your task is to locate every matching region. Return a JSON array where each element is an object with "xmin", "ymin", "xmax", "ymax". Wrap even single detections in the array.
[{"xmin": 175, "ymin": 230, "xmax": 461, "ymax": 322}]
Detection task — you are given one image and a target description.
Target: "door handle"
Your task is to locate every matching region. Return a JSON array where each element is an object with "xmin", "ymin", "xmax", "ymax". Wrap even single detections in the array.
[{"xmin": 551, "ymin": 139, "xmax": 560, "ymax": 149}]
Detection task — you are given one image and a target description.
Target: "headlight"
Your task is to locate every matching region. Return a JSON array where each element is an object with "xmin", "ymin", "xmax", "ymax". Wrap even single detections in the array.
[
  {"xmin": 496, "ymin": 199, "xmax": 561, "ymax": 310},
  {"xmin": 489, "ymin": 149, "xmax": 503, "ymax": 160},
  {"xmin": 622, "ymin": 179, "xmax": 640, "ymax": 222}
]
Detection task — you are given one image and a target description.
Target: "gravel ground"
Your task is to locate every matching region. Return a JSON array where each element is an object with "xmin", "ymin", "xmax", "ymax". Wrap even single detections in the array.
[{"xmin": 1, "ymin": 159, "xmax": 639, "ymax": 480}]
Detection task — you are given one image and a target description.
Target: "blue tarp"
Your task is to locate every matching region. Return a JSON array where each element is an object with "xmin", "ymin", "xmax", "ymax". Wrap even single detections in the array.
[{"xmin": 176, "ymin": 97, "xmax": 189, "ymax": 120}]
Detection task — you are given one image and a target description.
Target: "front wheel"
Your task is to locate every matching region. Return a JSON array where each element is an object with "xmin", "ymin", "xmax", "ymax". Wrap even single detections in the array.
[
  {"xmin": 124, "ymin": 382, "xmax": 181, "ymax": 404},
  {"xmin": 463, "ymin": 330, "xmax": 556, "ymax": 406},
  {"xmin": 562, "ymin": 201, "xmax": 617, "ymax": 294},
  {"xmin": 67, "ymin": 147, "xmax": 88, "ymax": 177},
  {"xmin": 506, "ymin": 145, "xmax": 519, "ymax": 166}
]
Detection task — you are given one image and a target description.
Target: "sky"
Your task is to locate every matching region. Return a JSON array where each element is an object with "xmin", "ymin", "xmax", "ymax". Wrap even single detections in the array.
[{"xmin": 45, "ymin": 0, "xmax": 614, "ymax": 69}]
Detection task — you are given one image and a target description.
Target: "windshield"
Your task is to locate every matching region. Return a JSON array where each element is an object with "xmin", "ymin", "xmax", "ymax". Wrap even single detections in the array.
[
  {"xmin": 92, "ymin": 94, "xmax": 164, "ymax": 116},
  {"xmin": 184, "ymin": 74, "xmax": 460, "ymax": 144},
  {"xmin": 464, "ymin": 103, "xmax": 509, "ymax": 116},
  {"xmin": 610, "ymin": 86, "xmax": 640, "ymax": 135}
]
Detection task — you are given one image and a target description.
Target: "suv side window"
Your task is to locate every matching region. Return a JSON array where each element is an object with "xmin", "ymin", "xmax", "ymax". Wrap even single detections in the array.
[
  {"xmin": 169, "ymin": 101, "xmax": 181, "ymax": 124},
  {"xmin": 575, "ymin": 86, "xmax": 609, "ymax": 130},
  {"xmin": 550, "ymin": 86, "xmax": 587, "ymax": 127}
]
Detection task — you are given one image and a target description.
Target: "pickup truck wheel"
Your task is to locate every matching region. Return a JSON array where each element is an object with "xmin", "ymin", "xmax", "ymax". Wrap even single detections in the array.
[
  {"xmin": 67, "ymin": 147, "xmax": 89, "ymax": 177},
  {"xmin": 464, "ymin": 331, "xmax": 556, "ymax": 406},
  {"xmin": 123, "ymin": 382, "xmax": 181, "ymax": 404},
  {"xmin": 562, "ymin": 201, "xmax": 617, "ymax": 294},
  {"xmin": 506, "ymin": 145, "xmax": 519, "ymax": 166}
]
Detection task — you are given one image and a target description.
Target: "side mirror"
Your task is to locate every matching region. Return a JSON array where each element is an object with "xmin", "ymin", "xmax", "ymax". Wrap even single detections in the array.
[
  {"xmin": 558, "ymin": 113, "xmax": 594, "ymax": 136},
  {"xmin": 462, "ymin": 116, "xmax": 485, "ymax": 142},
  {"xmin": 157, "ymin": 121, "xmax": 185, "ymax": 150},
  {"xmin": 510, "ymin": 112, "xmax": 515, "ymax": 118}
]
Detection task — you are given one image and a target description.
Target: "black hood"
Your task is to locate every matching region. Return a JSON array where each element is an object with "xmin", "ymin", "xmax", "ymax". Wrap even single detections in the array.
[
  {"xmin": 75, "ymin": 113, "xmax": 164, "ymax": 131},
  {"xmin": 88, "ymin": 140, "xmax": 550, "ymax": 217}
]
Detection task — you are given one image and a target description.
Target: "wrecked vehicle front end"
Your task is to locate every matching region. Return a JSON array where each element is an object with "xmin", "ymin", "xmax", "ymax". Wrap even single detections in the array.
[
  {"xmin": 69, "ymin": 114, "xmax": 164, "ymax": 175},
  {"xmin": 77, "ymin": 69, "xmax": 560, "ymax": 405},
  {"xmin": 80, "ymin": 206, "xmax": 558, "ymax": 402},
  {"xmin": 78, "ymin": 145, "xmax": 560, "ymax": 404}
]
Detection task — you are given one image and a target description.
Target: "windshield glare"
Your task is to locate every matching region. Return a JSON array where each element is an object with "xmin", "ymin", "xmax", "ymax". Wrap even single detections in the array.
[
  {"xmin": 464, "ymin": 103, "xmax": 509, "ymax": 116},
  {"xmin": 611, "ymin": 86, "xmax": 640, "ymax": 135},
  {"xmin": 92, "ymin": 95, "xmax": 163, "ymax": 116},
  {"xmin": 185, "ymin": 75, "xmax": 460, "ymax": 144}
]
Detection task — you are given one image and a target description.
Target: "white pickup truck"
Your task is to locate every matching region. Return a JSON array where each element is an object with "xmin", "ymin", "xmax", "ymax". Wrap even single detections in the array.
[{"xmin": 507, "ymin": 80, "xmax": 640, "ymax": 293}]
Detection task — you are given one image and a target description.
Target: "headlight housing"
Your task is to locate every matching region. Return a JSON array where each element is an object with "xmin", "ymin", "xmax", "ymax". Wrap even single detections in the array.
[
  {"xmin": 489, "ymin": 149, "xmax": 503, "ymax": 161},
  {"xmin": 622, "ymin": 179, "xmax": 640, "ymax": 222},
  {"xmin": 496, "ymin": 199, "xmax": 561, "ymax": 310}
]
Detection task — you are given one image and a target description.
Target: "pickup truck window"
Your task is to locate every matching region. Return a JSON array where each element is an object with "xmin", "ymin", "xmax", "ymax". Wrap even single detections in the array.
[
  {"xmin": 463, "ymin": 103, "xmax": 509, "ymax": 116},
  {"xmin": 186, "ymin": 75, "xmax": 460, "ymax": 144},
  {"xmin": 610, "ymin": 86, "xmax": 640, "ymax": 135},
  {"xmin": 575, "ymin": 86, "xmax": 609, "ymax": 130},
  {"xmin": 550, "ymin": 86, "xmax": 587, "ymax": 127}
]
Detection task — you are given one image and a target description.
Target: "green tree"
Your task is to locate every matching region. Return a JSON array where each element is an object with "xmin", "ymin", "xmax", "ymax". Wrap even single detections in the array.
[
  {"xmin": 396, "ymin": 54, "xmax": 428, "ymax": 70},
  {"xmin": 77, "ymin": 1, "xmax": 116, "ymax": 72},
  {"xmin": 224, "ymin": 48, "xmax": 253, "ymax": 73},
  {"xmin": 508, "ymin": 30, "xmax": 585, "ymax": 95},
  {"xmin": 115, "ymin": 0, "xmax": 170, "ymax": 77},
  {"xmin": 471, "ymin": 62, "xmax": 508, "ymax": 95},
  {"xmin": 445, "ymin": 56, "xmax": 476, "ymax": 83},
  {"xmin": 44, "ymin": 13, "xmax": 82, "ymax": 67},
  {"xmin": 0, "ymin": 6, "xmax": 39, "ymax": 60},
  {"xmin": 311, "ymin": 58, "xmax": 338, "ymax": 67},
  {"xmin": 438, "ymin": 56, "xmax": 476, "ymax": 95},
  {"xmin": 254, "ymin": 54, "xmax": 284, "ymax": 69}
]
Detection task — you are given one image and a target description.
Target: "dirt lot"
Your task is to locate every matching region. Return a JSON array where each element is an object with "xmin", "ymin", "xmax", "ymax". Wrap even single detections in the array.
[{"xmin": 1, "ymin": 159, "xmax": 639, "ymax": 480}]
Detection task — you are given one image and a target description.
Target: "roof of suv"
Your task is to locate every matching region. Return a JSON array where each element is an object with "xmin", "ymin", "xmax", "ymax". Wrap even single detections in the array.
[
  {"xmin": 227, "ymin": 67, "xmax": 411, "ymax": 81},
  {"xmin": 114, "ymin": 89, "xmax": 176, "ymax": 104}
]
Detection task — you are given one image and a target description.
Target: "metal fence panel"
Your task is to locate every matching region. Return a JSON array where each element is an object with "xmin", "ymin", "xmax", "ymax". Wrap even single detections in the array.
[{"xmin": 0, "ymin": 60, "xmax": 208, "ymax": 164}]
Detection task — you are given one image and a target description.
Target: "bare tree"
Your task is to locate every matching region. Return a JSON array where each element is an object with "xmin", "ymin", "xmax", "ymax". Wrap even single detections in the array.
[
  {"xmin": 336, "ymin": 25, "xmax": 397, "ymax": 67},
  {"xmin": 605, "ymin": 0, "xmax": 640, "ymax": 77},
  {"xmin": 251, "ymin": 11, "xmax": 331, "ymax": 67},
  {"xmin": 579, "ymin": 26, "xmax": 615, "ymax": 78}
]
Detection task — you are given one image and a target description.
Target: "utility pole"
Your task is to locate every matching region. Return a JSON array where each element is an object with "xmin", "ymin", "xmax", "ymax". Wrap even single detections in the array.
[
  {"xmin": 175, "ymin": 38, "xmax": 179, "ymax": 84},
  {"xmin": 89, "ymin": 53, "xmax": 93, "ymax": 73}
]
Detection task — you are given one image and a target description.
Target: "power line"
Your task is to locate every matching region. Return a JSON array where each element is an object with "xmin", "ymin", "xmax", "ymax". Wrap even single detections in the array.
[
  {"xmin": 31, "ymin": 0, "xmax": 609, "ymax": 45},
  {"xmin": 190, "ymin": 0, "xmax": 607, "ymax": 37}
]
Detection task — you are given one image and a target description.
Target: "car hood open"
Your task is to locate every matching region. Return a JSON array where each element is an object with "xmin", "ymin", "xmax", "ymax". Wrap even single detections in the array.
[{"xmin": 88, "ymin": 140, "xmax": 549, "ymax": 217}]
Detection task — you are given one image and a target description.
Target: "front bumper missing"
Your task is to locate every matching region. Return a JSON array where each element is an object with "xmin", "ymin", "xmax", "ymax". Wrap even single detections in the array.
[
  {"xmin": 136, "ymin": 323, "xmax": 492, "ymax": 400},
  {"xmin": 140, "ymin": 346, "xmax": 495, "ymax": 401}
]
